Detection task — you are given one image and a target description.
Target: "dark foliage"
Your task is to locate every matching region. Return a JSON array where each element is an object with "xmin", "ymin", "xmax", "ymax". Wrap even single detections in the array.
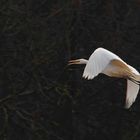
[{"xmin": 0, "ymin": 0, "xmax": 140, "ymax": 140}]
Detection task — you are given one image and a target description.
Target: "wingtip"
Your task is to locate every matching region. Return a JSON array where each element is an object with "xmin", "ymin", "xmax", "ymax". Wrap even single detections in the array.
[
  {"xmin": 125, "ymin": 80, "xmax": 140, "ymax": 109},
  {"xmin": 125, "ymin": 98, "xmax": 135, "ymax": 109},
  {"xmin": 82, "ymin": 74, "xmax": 87, "ymax": 79},
  {"xmin": 124, "ymin": 104, "xmax": 131, "ymax": 109},
  {"xmin": 82, "ymin": 73, "xmax": 94, "ymax": 80}
]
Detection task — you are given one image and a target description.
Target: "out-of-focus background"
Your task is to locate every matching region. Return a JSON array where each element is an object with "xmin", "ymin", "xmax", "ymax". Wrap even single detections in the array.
[{"xmin": 1, "ymin": 0, "xmax": 140, "ymax": 140}]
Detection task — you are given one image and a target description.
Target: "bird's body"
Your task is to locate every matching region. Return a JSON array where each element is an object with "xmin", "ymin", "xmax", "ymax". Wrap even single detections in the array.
[{"xmin": 69, "ymin": 48, "xmax": 140, "ymax": 108}]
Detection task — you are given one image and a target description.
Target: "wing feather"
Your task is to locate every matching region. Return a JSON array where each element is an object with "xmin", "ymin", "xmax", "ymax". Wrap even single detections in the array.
[
  {"xmin": 125, "ymin": 66, "xmax": 140, "ymax": 108},
  {"xmin": 125, "ymin": 80, "xmax": 139, "ymax": 108},
  {"xmin": 83, "ymin": 48, "xmax": 122, "ymax": 79}
]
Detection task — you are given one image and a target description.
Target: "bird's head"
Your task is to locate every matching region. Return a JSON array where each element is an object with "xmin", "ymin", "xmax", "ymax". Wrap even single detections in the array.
[{"xmin": 68, "ymin": 59, "xmax": 87, "ymax": 65}]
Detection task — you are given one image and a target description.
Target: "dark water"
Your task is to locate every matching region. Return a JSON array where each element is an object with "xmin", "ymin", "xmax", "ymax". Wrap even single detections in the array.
[{"xmin": 0, "ymin": 0, "xmax": 140, "ymax": 140}]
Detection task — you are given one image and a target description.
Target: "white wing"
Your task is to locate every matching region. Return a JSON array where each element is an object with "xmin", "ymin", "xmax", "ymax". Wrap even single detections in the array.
[
  {"xmin": 125, "ymin": 80, "xmax": 139, "ymax": 108},
  {"xmin": 83, "ymin": 48, "xmax": 122, "ymax": 79},
  {"xmin": 125, "ymin": 66, "xmax": 140, "ymax": 108}
]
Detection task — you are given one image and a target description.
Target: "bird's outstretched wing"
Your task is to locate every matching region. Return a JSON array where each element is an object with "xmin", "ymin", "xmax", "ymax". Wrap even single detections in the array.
[
  {"xmin": 83, "ymin": 48, "xmax": 122, "ymax": 79},
  {"xmin": 125, "ymin": 66, "xmax": 140, "ymax": 108},
  {"xmin": 125, "ymin": 80, "xmax": 139, "ymax": 108}
]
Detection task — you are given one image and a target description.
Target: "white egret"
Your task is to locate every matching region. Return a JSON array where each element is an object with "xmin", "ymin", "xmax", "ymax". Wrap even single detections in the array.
[{"xmin": 69, "ymin": 48, "xmax": 140, "ymax": 108}]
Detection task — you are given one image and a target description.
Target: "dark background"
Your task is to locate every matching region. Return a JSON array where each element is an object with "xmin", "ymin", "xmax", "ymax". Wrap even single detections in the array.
[{"xmin": 1, "ymin": 0, "xmax": 140, "ymax": 140}]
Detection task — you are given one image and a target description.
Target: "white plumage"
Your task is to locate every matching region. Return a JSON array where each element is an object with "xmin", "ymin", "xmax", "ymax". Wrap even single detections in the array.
[
  {"xmin": 83, "ymin": 48, "xmax": 122, "ymax": 79},
  {"xmin": 69, "ymin": 47, "xmax": 140, "ymax": 108},
  {"xmin": 126, "ymin": 65, "xmax": 139, "ymax": 108}
]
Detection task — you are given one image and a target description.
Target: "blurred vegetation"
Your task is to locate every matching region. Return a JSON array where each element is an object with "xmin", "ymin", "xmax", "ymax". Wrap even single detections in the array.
[{"xmin": 0, "ymin": 0, "xmax": 140, "ymax": 140}]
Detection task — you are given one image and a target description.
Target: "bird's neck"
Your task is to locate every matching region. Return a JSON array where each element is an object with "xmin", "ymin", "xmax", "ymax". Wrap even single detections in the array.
[{"xmin": 80, "ymin": 59, "xmax": 88, "ymax": 64}]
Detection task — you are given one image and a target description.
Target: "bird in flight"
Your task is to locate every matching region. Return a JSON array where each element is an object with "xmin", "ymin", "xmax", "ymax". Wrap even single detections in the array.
[{"xmin": 69, "ymin": 48, "xmax": 140, "ymax": 108}]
